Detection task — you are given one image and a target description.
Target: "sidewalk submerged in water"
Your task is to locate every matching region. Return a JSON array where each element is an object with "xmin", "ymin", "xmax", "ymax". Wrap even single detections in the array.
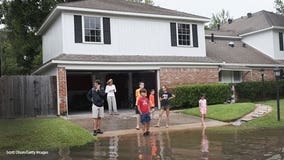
[{"xmin": 67, "ymin": 110, "xmax": 229, "ymax": 138}]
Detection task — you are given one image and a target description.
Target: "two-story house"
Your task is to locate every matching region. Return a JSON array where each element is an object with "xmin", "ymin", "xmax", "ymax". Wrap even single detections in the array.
[
  {"xmin": 206, "ymin": 10, "xmax": 284, "ymax": 83},
  {"xmin": 34, "ymin": 0, "xmax": 283, "ymax": 116},
  {"xmin": 34, "ymin": 0, "xmax": 222, "ymax": 115}
]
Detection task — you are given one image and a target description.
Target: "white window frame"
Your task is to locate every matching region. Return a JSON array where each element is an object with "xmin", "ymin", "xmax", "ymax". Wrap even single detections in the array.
[
  {"xmin": 82, "ymin": 15, "xmax": 104, "ymax": 44},
  {"xmin": 220, "ymin": 71, "xmax": 242, "ymax": 83},
  {"xmin": 176, "ymin": 22, "xmax": 193, "ymax": 47}
]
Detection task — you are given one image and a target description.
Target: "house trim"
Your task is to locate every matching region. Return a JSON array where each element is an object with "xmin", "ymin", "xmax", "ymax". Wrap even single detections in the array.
[
  {"xmin": 37, "ymin": 6, "xmax": 210, "ymax": 35},
  {"xmin": 240, "ymin": 26, "xmax": 284, "ymax": 37},
  {"xmin": 32, "ymin": 59, "xmax": 283, "ymax": 75},
  {"xmin": 205, "ymin": 35, "xmax": 242, "ymax": 40}
]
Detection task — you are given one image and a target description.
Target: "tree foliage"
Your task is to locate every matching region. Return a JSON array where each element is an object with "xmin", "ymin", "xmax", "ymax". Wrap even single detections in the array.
[
  {"xmin": 127, "ymin": 0, "xmax": 154, "ymax": 5},
  {"xmin": 0, "ymin": 0, "xmax": 64, "ymax": 75},
  {"xmin": 209, "ymin": 9, "xmax": 232, "ymax": 30},
  {"xmin": 275, "ymin": 0, "xmax": 284, "ymax": 14}
]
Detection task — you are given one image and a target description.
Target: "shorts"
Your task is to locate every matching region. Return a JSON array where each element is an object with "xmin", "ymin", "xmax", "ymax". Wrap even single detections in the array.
[
  {"xmin": 200, "ymin": 107, "xmax": 207, "ymax": 115},
  {"xmin": 135, "ymin": 106, "xmax": 140, "ymax": 114},
  {"xmin": 92, "ymin": 104, "xmax": 104, "ymax": 118},
  {"xmin": 140, "ymin": 113, "xmax": 151, "ymax": 124},
  {"xmin": 161, "ymin": 105, "xmax": 170, "ymax": 110}
]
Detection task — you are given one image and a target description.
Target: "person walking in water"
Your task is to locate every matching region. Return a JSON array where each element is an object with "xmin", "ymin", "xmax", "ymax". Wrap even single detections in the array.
[
  {"xmin": 135, "ymin": 82, "xmax": 144, "ymax": 130},
  {"xmin": 105, "ymin": 79, "xmax": 118, "ymax": 115},
  {"xmin": 155, "ymin": 85, "xmax": 175, "ymax": 128},
  {"xmin": 87, "ymin": 80, "xmax": 106, "ymax": 136},
  {"xmin": 199, "ymin": 94, "xmax": 208, "ymax": 128}
]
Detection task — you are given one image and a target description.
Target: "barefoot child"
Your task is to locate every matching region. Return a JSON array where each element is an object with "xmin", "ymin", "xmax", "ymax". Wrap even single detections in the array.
[
  {"xmin": 155, "ymin": 85, "xmax": 175, "ymax": 128},
  {"xmin": 137, "ymin": 88, "xmax": 151, "ymax": 136},
  {"xmin": 199, "ymin": 94, "xmax": 208, "ymax": 128},
  {"xmin": 135, "ymin": 82, "xmax": 145, "ymax": 130},
  {"xmin": 149, "ymin": 89, "xmax": 156, "ymax": 119}
]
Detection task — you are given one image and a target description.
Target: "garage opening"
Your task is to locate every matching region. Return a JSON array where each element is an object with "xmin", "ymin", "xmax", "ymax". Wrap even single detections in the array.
[{"xmin": 67, "ymin": 70, "xmax": 158, "ymax": 114}]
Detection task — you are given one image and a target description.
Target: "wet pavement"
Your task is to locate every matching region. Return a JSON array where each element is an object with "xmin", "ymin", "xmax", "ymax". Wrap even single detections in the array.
[{"xmin": 67, "ymin": 110, "xmax": 229, "ymax": 137}]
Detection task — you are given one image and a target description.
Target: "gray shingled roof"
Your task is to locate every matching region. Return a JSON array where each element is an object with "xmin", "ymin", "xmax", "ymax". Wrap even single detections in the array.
[
  {"xmin": 205, "ymin": 30, "xmax": 238, "ymax": 37},
  {"xmin": 213, "ymin": 10, "xmax": 284, "ymax": 35},
  {"xmin": 52, "ymin": 54, "xmax": 219, "ymax": 63},
  {"xmin": 206, "ymin": 38, "xmax": 279, "ymax": 65},
  {"xmin": 58, "ymin": 0, "xmax": 208, "ymax": 19}
]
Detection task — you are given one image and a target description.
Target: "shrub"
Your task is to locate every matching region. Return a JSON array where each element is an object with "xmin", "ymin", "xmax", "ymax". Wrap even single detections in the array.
[
  {"xmin": 169, "ymin": 83, "xmax": 231, "ymax": 108},
  {"xmin": 235, "ymin": 80, "xmax": 284, "ymax": 102}
]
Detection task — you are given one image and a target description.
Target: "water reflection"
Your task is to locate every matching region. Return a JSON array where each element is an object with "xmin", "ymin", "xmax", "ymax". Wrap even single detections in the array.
[
  {"xmin": 58, "ymin": 147, "xmax": 71, "ymax": 160},
  {"xmin": 2, "ymin": 128, "xmax": 284, "ymax": 160},
  {"xmin": 136, "ymin": 131, "xmax": 172, "ymax": 160},
  {"xmin": 109, "ymin": 136, "xmax": 119, "ymax": 159},
  {"xmin": 201, "ymin": 127, "xmax": 209, "ymax": 160}
]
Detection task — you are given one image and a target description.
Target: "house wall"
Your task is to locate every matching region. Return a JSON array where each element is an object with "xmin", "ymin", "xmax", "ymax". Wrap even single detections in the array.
[
  {"xmin": 242, "ymin": 69, "xmax": 275, "ymax": 82},
  {"xmin": 159, "ymin": 67, "xmax": 219, "ymax": 87},
  {"xmin": 61, "ymin": 12, "xmax": 206, "ymax": 57},
  {"xmin": 273, "ymin": 29, "xmax": 284, "ymax": 60},
  {"xmin": 242, "ymin": 30, "xmax": 275, "ymax": 59},
  {"xmin": 42, "ymin": 15, "xmax": 63, "ymax": 63}
]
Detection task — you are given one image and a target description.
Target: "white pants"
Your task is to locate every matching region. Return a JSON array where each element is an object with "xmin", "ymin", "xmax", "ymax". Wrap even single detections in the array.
[
  {"xmin": 107, "ymin": 96, "xmax": 117, "ymax": 113},
  {"xmin": 92, "ymin": 104, "xmax": 104, "ymax": 118}
]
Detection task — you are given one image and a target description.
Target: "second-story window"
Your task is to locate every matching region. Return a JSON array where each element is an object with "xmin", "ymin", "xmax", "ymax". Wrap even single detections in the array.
[
  {"xmin": 177, "ymin": 23, "xmax": 191, "ymax": 46},
  {"xmin": 83, "ymin": 16, "xmax": 102, "ymax": 43}
]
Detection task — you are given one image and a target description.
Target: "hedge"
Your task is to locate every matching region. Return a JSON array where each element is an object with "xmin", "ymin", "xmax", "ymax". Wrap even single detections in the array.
[
  {"xmin": 235, "ymin": 80, "xmax": 284, "ymax": 102},
  {"xmin": 169, "ymin": 83, "xmax": 231, "ymax": 108}
]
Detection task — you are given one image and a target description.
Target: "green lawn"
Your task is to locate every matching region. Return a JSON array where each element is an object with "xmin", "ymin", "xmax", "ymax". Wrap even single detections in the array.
[
  {"xmin": 0, "ymin": 118, "xmax": 95, "ymax": 151},
  {"xmin": 243, "ymin": 99, "xmax": 284, "ymax": 128},
  {"xmin": 182, "ymin": 103, "xmax": 256, "ymax": 122}
]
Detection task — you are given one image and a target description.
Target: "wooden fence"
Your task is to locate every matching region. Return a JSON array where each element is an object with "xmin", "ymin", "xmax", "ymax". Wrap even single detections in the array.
[{"xmin": 0, "ymin": 76, "xmax": 57, "ymax": 118}]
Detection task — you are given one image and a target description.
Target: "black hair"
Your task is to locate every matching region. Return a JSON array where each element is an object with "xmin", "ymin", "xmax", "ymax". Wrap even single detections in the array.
[
  {"xmin": 140, "ymin": 88, "xmax": 147, "ymax": 93},
  {"xmin": 94, "ymin": 79, "xmax": 101, "ymax": 85}
]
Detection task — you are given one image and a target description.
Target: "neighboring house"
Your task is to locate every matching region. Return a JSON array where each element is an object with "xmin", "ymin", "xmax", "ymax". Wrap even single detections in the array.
[
  {"xmin": 206, "ymin": 10, "xmax": 284, "ymax": 83},
  {"xmin": 33, "ymin": 0, "xmax": 281, "ymax": 115}
]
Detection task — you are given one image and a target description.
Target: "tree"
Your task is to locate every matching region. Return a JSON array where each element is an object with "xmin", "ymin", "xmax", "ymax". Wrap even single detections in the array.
[
  {"xmin": 208, "ymin": 9, "xmax": 232, "ymax": 30},
  {"xmin": 127, "ymin": 0, "xmax": 154, "ymax": 5},
  {"xmin": 0, "ymin": 0, "xmax": 64, "ymax": 75},
  {"xmin": 275, "ymin": 0, "xmax": 284, "ymax": 14}
]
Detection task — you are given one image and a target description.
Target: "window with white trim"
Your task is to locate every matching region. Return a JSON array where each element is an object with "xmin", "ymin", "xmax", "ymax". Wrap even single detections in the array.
[
  {"xmin": 83, "ymin": 16, "xmax": 102, "ymax": 43},
  {"xmin": 220, "ymin": 71, "xmax": 242, "ymax": 83},
  {"xmin": 177, "ymin": 23, "xmax": 191, "ymax": 46}
]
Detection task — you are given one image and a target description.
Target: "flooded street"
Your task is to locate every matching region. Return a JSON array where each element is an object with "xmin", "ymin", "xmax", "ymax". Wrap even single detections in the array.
[{"xmin": 2, "ymin": 128, "xmax": 284, "ymax": 160}]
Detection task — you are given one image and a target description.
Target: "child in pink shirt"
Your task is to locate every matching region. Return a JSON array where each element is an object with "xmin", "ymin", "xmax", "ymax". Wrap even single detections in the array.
[{"xmin": 199, "ymin": 94, "xmax": 207, "ymax": 128}]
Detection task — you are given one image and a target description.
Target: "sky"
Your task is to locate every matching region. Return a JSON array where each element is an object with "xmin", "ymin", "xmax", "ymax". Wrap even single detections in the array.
[{"xmin": 154, "ymin": 0, "xmax": 276, "ymax": 19}]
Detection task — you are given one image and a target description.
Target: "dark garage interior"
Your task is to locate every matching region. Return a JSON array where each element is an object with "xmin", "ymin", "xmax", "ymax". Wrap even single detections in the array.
[{"xmin": 67, "ymin": 70, "xmax": 158, "ymax": 114}]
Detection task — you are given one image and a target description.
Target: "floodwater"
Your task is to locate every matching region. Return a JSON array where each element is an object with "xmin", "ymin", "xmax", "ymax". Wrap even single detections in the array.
[{"xmin": 2, "ymin": 128, "xmax": 284, "ymax": 160}]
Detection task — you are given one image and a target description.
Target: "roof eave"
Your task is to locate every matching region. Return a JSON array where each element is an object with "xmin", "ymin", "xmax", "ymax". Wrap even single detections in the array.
[
  {"xmin": 239, "ymin": 26, "xmax": 284, "ymax": 37},
  {"xmin": 36, "ymin": 6, "xmax": 210, "ymax": 35}
]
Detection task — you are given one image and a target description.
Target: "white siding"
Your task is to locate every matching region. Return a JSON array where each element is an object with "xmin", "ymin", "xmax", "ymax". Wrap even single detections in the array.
[
  {"xmin": 61, "ymin": 12, "xmax": 206, "ymax": 57},
  {"xmin": 242, "ymin": 30, "xmax": 275, "ymax": 59},
  {"xmin": 273, "ymin": 29, "xmax": 284, "ymax": 60},
  {"xmin": 42, "ymin": 15, "xmax": 63, "ymax": 63}
]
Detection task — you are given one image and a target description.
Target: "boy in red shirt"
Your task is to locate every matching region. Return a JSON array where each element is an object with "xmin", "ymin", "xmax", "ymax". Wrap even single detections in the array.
[{"xmin": 137, "ymin": 88, "xmax": 151, "ymax": 136}]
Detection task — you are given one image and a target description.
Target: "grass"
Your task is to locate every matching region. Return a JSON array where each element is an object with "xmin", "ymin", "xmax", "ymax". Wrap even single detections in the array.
[
  {"xmin": 242, "ymin": 99, "xmax": 284, "ymax": 128},
  {"xmin": 0, "ymin": 118, "xmax": 95, "ymax": 151},
  {"xmin": 182, "ymin": 103, "xmax": 256, "ymax": 122}
]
